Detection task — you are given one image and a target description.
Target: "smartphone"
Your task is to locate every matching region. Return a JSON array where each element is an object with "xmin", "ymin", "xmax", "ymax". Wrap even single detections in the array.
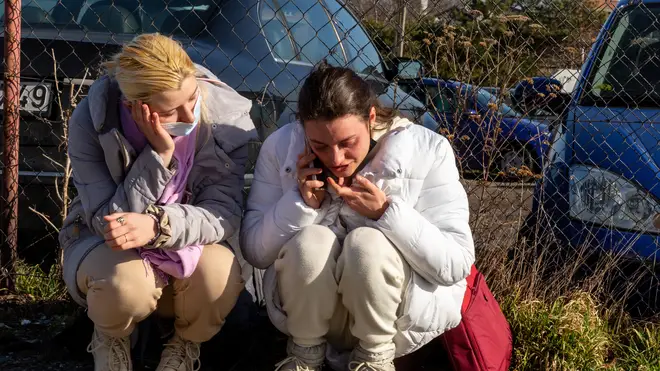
[
  {"xmin": 304, "ymin": 136, "xmax": 331, "ymax": 190},
  {"xmin": 312, "ymin": 157, "xmax": 338, "ymax": 190}
]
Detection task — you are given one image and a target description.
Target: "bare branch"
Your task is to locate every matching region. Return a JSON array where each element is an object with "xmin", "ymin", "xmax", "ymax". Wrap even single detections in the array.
[
  {"xmin": 28, "ymin": 206, "xmax": 59, "ymax": 233},
  {"xmin": 41, "ymin": 154, "xmax": 64, "ymax": 170}
]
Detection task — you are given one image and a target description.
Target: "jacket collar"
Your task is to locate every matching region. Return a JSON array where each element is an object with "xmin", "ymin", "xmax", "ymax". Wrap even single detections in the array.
[{"xmin": 284, "ymin": 117, "xmax": 413, "ymax": 176}]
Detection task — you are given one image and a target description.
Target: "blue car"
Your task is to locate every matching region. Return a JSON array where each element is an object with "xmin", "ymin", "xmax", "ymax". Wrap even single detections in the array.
[
  {"xmin": 400, "ymin": 77, "xmax": 551, "ymax": 177},
  {"xmin": 527, "ymin": 0, "xmax": 660, "ymax": 261},
  {"xmin": 510, "ymin": 77, "xmax": 571, "ymax": 120}
]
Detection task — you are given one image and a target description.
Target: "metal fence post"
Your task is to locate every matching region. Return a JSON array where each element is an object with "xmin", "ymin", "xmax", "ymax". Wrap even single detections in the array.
[
  {"xmin": 396, "ymin": 0, "xmax": 407, "ymax": 57},
  {"xmin": 0, "ymin": 0, "xmax": 21, "ymax": 292}
]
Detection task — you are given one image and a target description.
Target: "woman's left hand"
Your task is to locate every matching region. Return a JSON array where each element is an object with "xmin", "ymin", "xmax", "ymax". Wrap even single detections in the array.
[
  {"xmin": 103, "ymin": 212, "xmax": 158, "ymax": 250},
  {"xmin": 327, "ymin": 175, "xmax": 390, "ymax": 220}
]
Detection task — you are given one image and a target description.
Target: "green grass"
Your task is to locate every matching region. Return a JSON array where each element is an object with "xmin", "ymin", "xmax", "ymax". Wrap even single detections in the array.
[
  {"xmin": 499, "ymin": 291, "xmax": 660, "ymax": 371},
  {"xmin": 503, "ymin": 292, "xmax": 612, "ymax": 370},
  {"xmin": 614, "ymin": 324, "xmax": 660, "ymax": 371},
  {"xmin": 11, "ymin": 260, "xmax": 67, "ymax": 300}
]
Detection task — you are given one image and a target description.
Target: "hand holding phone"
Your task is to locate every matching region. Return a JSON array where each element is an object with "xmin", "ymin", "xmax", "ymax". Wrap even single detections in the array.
[
  {"xmin": 311, "ymin": 157, "xmax": 339, "ymax": 191},
  {"xmin": 296, "ymin": 148, "xmax": 326, "ymax": 209}
]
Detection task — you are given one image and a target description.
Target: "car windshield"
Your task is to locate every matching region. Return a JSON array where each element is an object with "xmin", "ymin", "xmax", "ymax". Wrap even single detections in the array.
[
  {"xmin": 260, "ymin": 0, "xmax": 345, "ymax": 66},
  {"xmin": 1, "ymin": 0, "xmax": 219, "ymax": 36},
  {"xmin": 322, "ymin": 1, "xmax": 385, "ymax": 76},
  {"xmin": 582, "ymin": 3, "xmax": 660, "ymax": 107}
]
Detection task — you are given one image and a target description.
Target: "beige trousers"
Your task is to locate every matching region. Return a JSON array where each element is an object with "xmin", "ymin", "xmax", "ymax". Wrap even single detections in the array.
[
  {"xmin": 275, "ymin": 225, "xmax": 410, "ymax": 354},
  {"xmin": 76, "ymin": 243, "xmax": 244, "ymax": 342}
]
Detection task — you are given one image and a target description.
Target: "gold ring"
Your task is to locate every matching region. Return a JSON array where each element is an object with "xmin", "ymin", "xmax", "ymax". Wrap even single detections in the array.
[{"xmin": 117, "ymin": 216, "xmax": 125, "ymax": 225}]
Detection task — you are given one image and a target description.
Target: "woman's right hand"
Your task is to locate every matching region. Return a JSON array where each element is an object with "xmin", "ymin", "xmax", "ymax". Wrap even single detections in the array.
[
  {"xmin": 131, "ymin": 101, "xmax": 175, "ymax": 167},
  {"xmin": 296, "ymin": 151, "xmax": 326, "ymax": 209}
]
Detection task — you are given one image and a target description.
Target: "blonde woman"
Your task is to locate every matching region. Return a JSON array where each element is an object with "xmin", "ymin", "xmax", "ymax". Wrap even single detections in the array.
[{"xmin": 59, "ymin": 33, "xmax": 256, "ymax": 371}]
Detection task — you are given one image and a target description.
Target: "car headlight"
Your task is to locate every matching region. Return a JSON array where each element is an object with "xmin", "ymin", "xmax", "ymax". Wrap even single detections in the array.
[{"xmin": 569, "ymin": 165, "xmax": 660, "ymax": 232}]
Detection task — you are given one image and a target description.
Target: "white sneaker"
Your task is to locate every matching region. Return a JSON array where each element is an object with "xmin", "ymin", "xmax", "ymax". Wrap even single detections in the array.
[
  {"xmin": 348, "ymin": 345, "xmax": 395, "ymax": 371},
  {"xmin": 274, "ymin": 338, "xmax": 326, "ymax": 371},
  {"xmin": 155, "ymin": 334, "xmax": 201, "ymax": 371},
  {"xmin": 86, "ymin": 327, "xmax": 132, "ymax": 371}
]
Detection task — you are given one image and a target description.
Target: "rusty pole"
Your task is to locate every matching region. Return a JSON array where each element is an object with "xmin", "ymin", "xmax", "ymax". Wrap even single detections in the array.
[{"xmin": 0, "ymin": 0, "xmax": 21, "ymax": 292}]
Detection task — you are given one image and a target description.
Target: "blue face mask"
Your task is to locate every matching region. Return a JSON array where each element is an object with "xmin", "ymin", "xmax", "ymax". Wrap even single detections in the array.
[{"xmin": 161, "ymin": 93, "xmax": 202, "ymax": 137}]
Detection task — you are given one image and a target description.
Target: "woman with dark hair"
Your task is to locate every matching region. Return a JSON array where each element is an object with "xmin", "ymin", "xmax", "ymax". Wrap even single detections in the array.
[{"xmin": 241, "ymin": 61, "xmax": 475, "ymax": 371}]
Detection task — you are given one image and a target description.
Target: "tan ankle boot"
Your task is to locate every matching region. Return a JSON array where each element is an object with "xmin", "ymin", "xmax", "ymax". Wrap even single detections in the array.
[
  {"xmin": 274, "ymin": 338, "xmax": 326, "ymax": 371},
  {"xmin": 155, "ymin": 334, "xmax": 201, "ymax": 371},
  {"xmin": 86, "ymin": 327, "xmax": 132, "ymax": 371},
  {"xmin": 348, "ymin": 345, "xmax": 395, "ymax": 371}
]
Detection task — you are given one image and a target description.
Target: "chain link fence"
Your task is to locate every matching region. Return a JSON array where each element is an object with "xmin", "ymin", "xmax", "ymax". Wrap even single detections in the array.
[{"xmin": 0, "ymin": 0, "xmax": 658, "ymax": 336}]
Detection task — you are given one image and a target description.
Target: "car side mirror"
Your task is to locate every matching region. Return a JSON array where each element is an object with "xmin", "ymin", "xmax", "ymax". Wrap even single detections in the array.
[
  {"xmin": 384, "ymin": 57, "xmax": 424, "ymax": 81},
  {"xmin": 366, "ymin": 78, "xmax": 390, "ymax": 96},
  {"xmin": 384, "ymin": 66, "xmax": 397, "ymax": 82}
]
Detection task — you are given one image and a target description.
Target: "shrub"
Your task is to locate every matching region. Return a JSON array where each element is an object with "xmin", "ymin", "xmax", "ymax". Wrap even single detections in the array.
[{"xmin": 503, "ymin": 292, "xmax": 612, "ymax": 370}]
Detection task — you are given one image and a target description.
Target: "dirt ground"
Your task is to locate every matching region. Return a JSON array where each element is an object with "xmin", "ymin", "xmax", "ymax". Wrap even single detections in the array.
[
  {"xmin": 0, "ymin": 293, "xmax": 451, "ymax": 371},
  {"xmin": 0, "ymin": 295, "xmax": 90, "ymax": 371},
  {"xmin": 463, "ymin": 180, "xmax": 535, "ymax": 250},
  {"xmin": 0, "ymin": 181, "xmax": 532, "ymax": 371}
]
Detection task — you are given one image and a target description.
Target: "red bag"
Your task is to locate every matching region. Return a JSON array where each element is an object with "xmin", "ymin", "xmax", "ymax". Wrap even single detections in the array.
[{"xmin": 441, "ymin": 265, "xmax": 512, "ymax": 371}]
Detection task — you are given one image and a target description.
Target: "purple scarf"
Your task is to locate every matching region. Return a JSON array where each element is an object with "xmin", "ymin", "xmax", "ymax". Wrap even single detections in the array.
[{"xmin": 119, "ymin": 103, "xmax": 203, "ymax": 282}]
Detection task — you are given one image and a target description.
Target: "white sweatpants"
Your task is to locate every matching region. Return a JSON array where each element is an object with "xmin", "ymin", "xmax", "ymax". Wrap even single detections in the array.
[{"xmin": 274, "ymin": 225, "xmax": 411, "ymax": 354}]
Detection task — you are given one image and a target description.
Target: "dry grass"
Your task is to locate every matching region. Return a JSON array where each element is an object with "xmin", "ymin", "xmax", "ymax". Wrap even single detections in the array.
[{"xmin": 464, "ymin": 179, "xmax": 660, "ymax": 370}]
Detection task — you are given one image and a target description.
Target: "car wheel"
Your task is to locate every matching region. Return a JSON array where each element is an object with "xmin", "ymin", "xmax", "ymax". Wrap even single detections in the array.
[{"xmin": 498, "ymin": 144, "xmax": 538, "ymax": 181}]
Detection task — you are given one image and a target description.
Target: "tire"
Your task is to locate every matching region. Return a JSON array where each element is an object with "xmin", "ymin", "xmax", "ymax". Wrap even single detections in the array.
[{"xmin": 496, "ymin": 143, "xmax": 539, "ymax": 182}]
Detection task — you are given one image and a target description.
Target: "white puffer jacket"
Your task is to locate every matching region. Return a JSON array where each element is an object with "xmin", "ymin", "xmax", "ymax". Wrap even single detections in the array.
[{"xmin": 240, "ymin": 117, "xmax": 475, "ymax": 356}]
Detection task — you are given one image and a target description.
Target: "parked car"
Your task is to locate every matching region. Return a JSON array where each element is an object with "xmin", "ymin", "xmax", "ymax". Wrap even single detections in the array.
[
  {"xmin": 525, "ymin": 0, "xmax": 660, "ymax": 261},
  {"xmin": 1, "ymin": 0, "xmax": 438, "ymax": 252},
  {"xmin": 178, "ymin": 0, "xmax": 439, "ymax": 141},
  {"xmin": 510, "ymin": 76, "xmax": 572, "ymax": 119},
  {"xmin": 398, "ymin": 77, "xmax": 551, "ymax": 177}
]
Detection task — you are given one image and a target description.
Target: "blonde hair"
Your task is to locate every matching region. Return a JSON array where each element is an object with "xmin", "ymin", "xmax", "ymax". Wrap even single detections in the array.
[
  {"xmin": 104, "ymin": 33, "xmax": 212, "ymax": 144},
  {"xmin": 103, "ymin": 33, "xmax": 196, "ymax": 103}
]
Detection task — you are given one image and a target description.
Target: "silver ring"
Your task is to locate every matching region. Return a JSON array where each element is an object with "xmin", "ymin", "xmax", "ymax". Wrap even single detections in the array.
[{"xmin": 117, "ymin": 216, "xmax": 126, "ymax": 226}]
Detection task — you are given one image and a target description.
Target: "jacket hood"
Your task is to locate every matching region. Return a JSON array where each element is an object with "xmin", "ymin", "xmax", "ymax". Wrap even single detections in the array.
[
  {"xmin": 85, "ymin": 63, "xmax": 254, "ymax": 135},
  {"xmin": 372, "ymin": 116, "xmax": 414, "ymax": 141}
]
